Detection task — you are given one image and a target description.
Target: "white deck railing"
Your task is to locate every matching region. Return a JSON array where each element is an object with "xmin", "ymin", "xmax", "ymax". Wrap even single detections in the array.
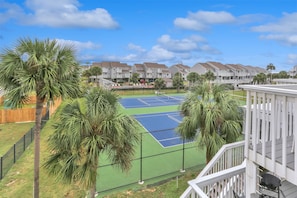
[
  {"xmin": 243, "ymin": 85, "xmax": 297, "ymax": 185},
  {"xmin": 180, "ymin": 141, "xmax": 245, "ymax": 198}
]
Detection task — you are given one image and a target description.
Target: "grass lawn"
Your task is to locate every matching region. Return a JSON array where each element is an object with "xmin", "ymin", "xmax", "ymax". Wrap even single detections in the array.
[
  {"xmin": 0, "ymin": 122, "xmax": 35, "ymax": 156},
  {"xmin": 0, "ymin": 119, "xmax": 86, "ymax": 198},
  {"xmin": 0, "ymin": 89, "xmax": 245, "ymax": 198},
  {"xmin": 104, "ymin": 169, "xmax": 202, "ymax": 198},
  {"xmin": 0, "ymin": 99, "xmax": 204, "ymax": 198}
]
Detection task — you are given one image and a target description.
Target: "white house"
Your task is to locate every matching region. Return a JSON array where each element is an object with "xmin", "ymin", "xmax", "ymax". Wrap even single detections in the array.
[
  {"xmin": 169, "ymin": 63, "xmax": 191, "ymax": 80},
  {"xmin": 92, "ymin": 61, "xmax": 132, "ymax": 82},
  {"xmin": 180, "ymin": 84, "xmax": 297, "ymax": 198},
  {"xmin": 190, "ymin": 62, "xmax": 266, "ymax": 87}
]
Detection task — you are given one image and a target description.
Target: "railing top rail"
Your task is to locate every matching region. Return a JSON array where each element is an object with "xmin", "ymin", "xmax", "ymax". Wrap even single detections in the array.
[
  {"xmin": 197, "ymin": 141, "xmax": 244, "ymax": 179},
  {"xmin": 183, "ymin": 161, "xmax": 246, "ymax": 198},
  {"xmin": 193, "ymin": 161, "xmax": 246, "ymax": 187},
  {"xmin": 240, "ymin": 84, "xmax": 297, "ymax": 96}
]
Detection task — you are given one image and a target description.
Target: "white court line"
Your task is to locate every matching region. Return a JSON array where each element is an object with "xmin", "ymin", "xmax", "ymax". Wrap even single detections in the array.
[
  {"xmin": 155, "ymin": 98, "xmax": 169, "ymax": 103},
  {"xmin": 137, "ymin": 98, "xmax": 150, "ymax": 106},
  {"xmin": 135, "ymin": 112, "xmax": 180, "ymax": 118},
  {"xmin": 167, "ymin": 114, "xmax": 182, "ymax": 123},
  {"xmin": 159, "ymin": 136, "xmax": 180, "ymax": 142}
]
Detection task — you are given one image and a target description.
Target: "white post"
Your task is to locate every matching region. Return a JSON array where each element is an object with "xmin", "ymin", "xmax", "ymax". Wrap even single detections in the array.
[
  {"xmin": 245, "ymin": 160, "xmax": 257, "ymax": 196},
  {"xmin": 244, "ymin": 91, "xmax": 251, "ymax": 159}
]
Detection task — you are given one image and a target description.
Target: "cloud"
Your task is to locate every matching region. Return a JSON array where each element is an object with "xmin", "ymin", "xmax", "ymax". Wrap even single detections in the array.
[
  {"xmin": 251, "ymin": 12, "xmax": 297, "ymax": 46},
  {"xmin": 237, "ymin": 14, "xmax": 273, "ymax": 25},
  {"xmin": 88, "ymin": 34, "xmax": 221, "ymax": 64},
  {"xmin": 287, "ymin": 54, "xmax": 297, "ymax": 65},
  {"xmin": 0, "ymin": 0, "xmax": 119, "ymax": 29},
  {"xmin": 127, "ymin": 43, "xmax": 146, "ymax": 52},
  {"xmin": 252, "ymin": 12, "xmax": 297, "ymax": 33},
  {"xmin": 146, "ymin": 46, "xmax": 176, "ymax": 62},
  {"xmin": 55, "ymin": 39, "xmax": 100, "ymax": 51},
  {"xmin": 156, "ymin": 34, "xmax": 219, "ymax": 54},
  {"xmin": 0, "ymin": 1, "xmax": 24, "ymax": 23},
  {"xmin": 174, "ymin": 10, "xmax": 235, "ymax": 31},
  {"xmin": 259, "ymin": 34, "xmax": 297, "ymax": 46},
  {"xmin": 157, "ymin": 35, "xmax": 199, "ymax": 52}
]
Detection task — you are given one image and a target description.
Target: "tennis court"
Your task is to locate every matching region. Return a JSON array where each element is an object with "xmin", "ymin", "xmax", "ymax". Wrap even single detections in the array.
[
  {"xmin": 120, "ymin": 94, "xmax": 185, "ymax": 108},
  {"xmin": 134, "ymin": 111, "xmax": 191, "ymax": 147}
]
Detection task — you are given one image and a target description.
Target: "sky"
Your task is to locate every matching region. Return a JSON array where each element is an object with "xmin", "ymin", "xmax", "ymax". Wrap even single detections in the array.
[{"xmin": 0, "ymin": 0, "xmax": 297, "ymax": 72}]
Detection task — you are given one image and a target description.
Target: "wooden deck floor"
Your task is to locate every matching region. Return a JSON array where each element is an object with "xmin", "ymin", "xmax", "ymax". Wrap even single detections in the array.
[
  {"xmin": 280, "ymin": 180, "xmax": 297, "ymax": 198},
  {"xmin": 250, "ymin": 136, "xmax": 295, "ymax": 170}
]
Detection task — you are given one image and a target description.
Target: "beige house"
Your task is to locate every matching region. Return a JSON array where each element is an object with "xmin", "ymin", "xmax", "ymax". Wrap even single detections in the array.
[
  {"xmin": 91, "ymin": 61, "xmax": 132, "ymax": 82},
  {"xmin": 191, "ymin": 61, "xmax": 267, "ymax": 87},
  {"xmin": 85, "ymin": 61, "xmax": 269, "ymax": 88},
  {"xmin": 132, "ymin": 62, "xmax": 172, "ymax": 82},
  {"xmin": 169, "ymin": 63, "xmax": 191, "ymax": 80}
]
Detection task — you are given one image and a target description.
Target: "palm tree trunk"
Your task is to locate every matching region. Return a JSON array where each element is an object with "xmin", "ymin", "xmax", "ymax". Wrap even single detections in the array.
[
  {"xmin": 89, "ymin": 184, "xmax": 96, "ymax": 198},
  {"xmin": 34, "ymin": 96, "xmax": 45, "ymax": 198},
  {"xmin": 89, "ymin": 158, "xmax": 98, "ymax": 198},
  {"xmin": 206, "ymin": 148, "xmax": 212, "ymax": 164}
]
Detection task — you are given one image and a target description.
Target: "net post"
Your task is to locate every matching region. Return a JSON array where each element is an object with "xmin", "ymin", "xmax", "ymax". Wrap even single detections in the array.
[
  {"xmin": 31, "ymin": 127, "xmax": 34, "ymax": 142},
  {"xmin": 138, "ymin": 132, "xmax": 144, "ymax": 184},
  {"xmin": 23, "ymin": 134, "xmax": 26, "ymax": 151},
  {"xmin": 0, "ymin": 156, "xmax": 2, "ymax": 180},
  {"xmin": 13, "ymin": 144, "xmax": 16, "ymax": 163},
  {"xmin": 180, "ymin": 137, "xmax": 186, "ymax": 173}
]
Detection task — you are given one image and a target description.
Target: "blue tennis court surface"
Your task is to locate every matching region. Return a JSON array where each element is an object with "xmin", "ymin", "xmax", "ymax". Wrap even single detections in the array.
[
  {"xmin": 120, "ymin": 95, "xmax": 185, "ymax": 108},
  {"xmin": 134, "ymin": 112, "xmax": 191, "ymax": 147}
]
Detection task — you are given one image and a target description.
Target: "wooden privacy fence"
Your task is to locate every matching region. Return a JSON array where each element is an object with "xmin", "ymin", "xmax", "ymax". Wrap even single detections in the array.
[{"xmin": 0, "ymin": 97, "xmax": 62, "ymax": 124}]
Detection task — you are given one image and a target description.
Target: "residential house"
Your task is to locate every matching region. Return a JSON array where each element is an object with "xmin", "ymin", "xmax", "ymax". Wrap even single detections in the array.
[
  {"xmin": 169, "ymin": 63, "xmax": 191, "ymax": 80},
  {"xmin": 143, "ymin": 62, "xmax": 172, "ymax": 81},
  {"xmin": 91, "ymin": 61, "xmax": 132, "ymax": 82},
  {"xmin": 191, "ymin": 62, "xmax": 216, "ymax": 75},
  {"xmin": 288, "ymin": 65, "xmax": 297, "ymax": 77},
  {"xmin": 180, "ymin": 84, "xmax": 297, "ymax": 198},
  {"xmin": 133, "ymin": 64, "xmax": 146, "ymax": 80},
  {"xmin": 225, "ymin": 64, "xmax": 252, "ymax": 83},
  {"xmin": 132, "ymin": 62, "xmax": 172, "ymax": 83},
  {"xmin": 191, "ymin": 62, "xmax": 267, "ymax": 87}
]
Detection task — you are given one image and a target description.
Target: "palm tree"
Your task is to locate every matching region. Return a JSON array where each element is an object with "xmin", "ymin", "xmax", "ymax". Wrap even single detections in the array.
[
  {"xmin": 44, "ymin": 87, "xmax": 139, "ymax": 198},
  {"xmin": 82, "ymin": 66, "xmax": 102, "ymax": 86},
  {"xmin": 173, "ymin": 72, "xmax": 184, "ymax": 93},
  {"xmin": 253, "ymin": 73, "xmax": 267, "ymax": 84},
  {"xmin": 266, "ymin": 63, "xmax": 276, "ymax": 83},
  {"xmin": 203, "ymin": 70, "xmax": 216, "ymax": 82},
  {"xmin": 130, "ymin": 72, "xmax": 140, "ymax": 84},
  {"xmin": 154, "ymin": 78, "xmax": 165, "ymax": 93},
  {"xmin": 177, "ymin": 82, "xmax": 243, "ymax": 163},
  {"xmin": 187, "ymin": 72, "xmax": 202, "ymax": 87},
  {"xmin": 0, "ymin": 38, "xmax": 81, "ymax": 198}
]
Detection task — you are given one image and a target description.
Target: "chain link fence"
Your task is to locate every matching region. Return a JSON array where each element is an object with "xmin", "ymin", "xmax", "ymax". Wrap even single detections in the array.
[
  {"xmin": 0, "ymin": 110, "xmax": 49, "ymax": 180},
  {"xmin": 96, "ymin": 130, "xmax": 205, "ymax": 196}
]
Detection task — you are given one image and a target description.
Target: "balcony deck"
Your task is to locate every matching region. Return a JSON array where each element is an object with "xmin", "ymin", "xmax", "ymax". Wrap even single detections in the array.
[
  {"xmin": 279, "ymin": 180, "xmax": 297, "ymax": 198},
  {"xmin": 250, "ymin": 136, "xmax": 295, "ymax": 170}
]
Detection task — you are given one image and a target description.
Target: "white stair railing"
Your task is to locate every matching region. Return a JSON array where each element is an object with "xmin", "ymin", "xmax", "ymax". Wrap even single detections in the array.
[{"xmin": 180, "ymin": 141, "xmax": 245, "ymax": 198}]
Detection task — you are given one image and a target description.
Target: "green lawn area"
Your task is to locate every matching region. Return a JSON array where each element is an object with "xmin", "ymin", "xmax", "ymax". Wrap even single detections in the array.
[
  {"xmin": 0, "ymin": 122, "xmax": 35, "ymax": 156},
  {"xmin": 0, "ymin": 98, "xmax": 204, "ymax": 198},
  {"xmin": 0, "ymin": 90, "xmax": 245, "ymax": 198},
  {"xmin": 0, "ymin": 118, "xmax": 87, "ymax": 198}
]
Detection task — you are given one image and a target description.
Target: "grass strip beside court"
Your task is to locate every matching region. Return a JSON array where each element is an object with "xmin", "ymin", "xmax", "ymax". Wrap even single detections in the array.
[{"xmin": 0, "ymin": 122, "xmax": 35, "ymax": 156}]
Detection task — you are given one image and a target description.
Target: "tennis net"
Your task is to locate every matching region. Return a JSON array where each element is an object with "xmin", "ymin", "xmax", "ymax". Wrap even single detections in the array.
[{"xmin": 158, "ymin": 94, "xmax": 184, "ymax": 103}]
